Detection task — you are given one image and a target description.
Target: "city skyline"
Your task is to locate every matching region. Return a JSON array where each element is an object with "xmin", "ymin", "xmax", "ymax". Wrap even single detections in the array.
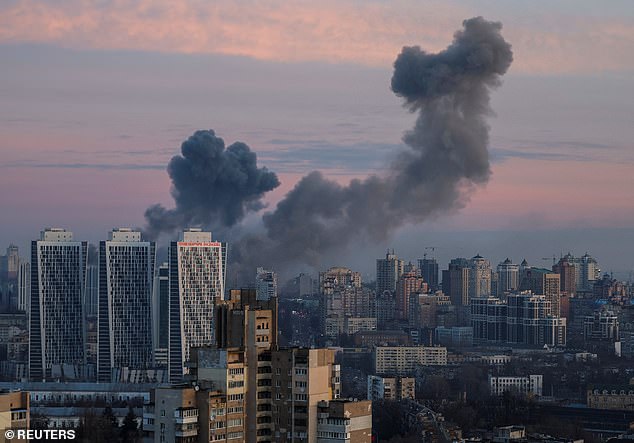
[{"xmin": 2, "ymin": 3, "xmax": 634, "ymax": 441}]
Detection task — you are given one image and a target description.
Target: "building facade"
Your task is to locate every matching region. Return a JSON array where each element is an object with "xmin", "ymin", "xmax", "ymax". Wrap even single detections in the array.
[
  {"xmin": 442, "ymin": 258, "xmax": 470, "ymax": 307},
  {"xmin": 29, "ymin": 228, "xmax": 88, "ymax": 381},
  {"xmin": 316, "ymin": 399, "xmax": 372, "ymax": 443},
  {"xmin": 256, "ymin": 267, "xmax": 278, "ymax": 301},
  {"xmin": 169, "ymin": 229, "xmax": 226, "ymax": 382},
  {"xmin": 471, "ymin": 293, "xmax": 567, "ymax": 348},
  {"xmin": 418, "ymin": 257, "xmax": 439, "ymax": 292},
  {"xmin": 17, "ymin": 261, "xmax": 30, "ymax": 312},
  {"xmin": 497, "ymin": 258, "xmax": 519, "ymax": 294},
  {"xmin": 489, "ymin": 375, "xmax": 543, "ymax": 397},
  {"xmin": 367, "ymin": 375, "xmax": 415, "ymax": 401},
  {"xmin": 97, "ymin": 228, "xmax": 156, "ymax": 382},
  {"xmin": 374, "ymin": 346, "xmax": 447, "ymax": 375},
  {"xmin": 376, "ymin": 251, "xmax": 404, "ymax": 296}
]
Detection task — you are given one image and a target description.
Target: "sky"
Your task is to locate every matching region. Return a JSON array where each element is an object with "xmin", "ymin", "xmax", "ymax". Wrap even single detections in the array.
[{"xmin": 1, "ymin": 0, "xmax": 633, "ymax": 279}]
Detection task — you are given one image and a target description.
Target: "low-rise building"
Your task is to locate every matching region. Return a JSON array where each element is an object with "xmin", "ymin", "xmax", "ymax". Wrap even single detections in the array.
[
  {"xmin": 353, "ymin": 330, "xmax": 410, "ymax": 347},
  {"xmin": 435, "ymin": 326, "xmax": 473, "ymax": 348},
  {"xmin": 344, "ymin": 318, "xmax": 377, "ymax": 336},
  {"xmin": 374, "ymin": 346, "xmax": 447, "ymax": 375},
  {"xmin": 489, "ymin": 375, "xmax": 543, "ymax": 397},
  {"xmin": 587, "ymin": 386, "xmax": 634, "ymax": 411}
]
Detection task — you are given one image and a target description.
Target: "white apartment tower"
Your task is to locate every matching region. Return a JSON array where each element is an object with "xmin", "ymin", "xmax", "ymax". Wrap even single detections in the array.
[
  {"xmin": 169, "ymin": 229, "xmax": 226, "ymax": 382},
  {"xmin": 97, "ymin": 228, "xmax": 156, "ymax": 382},
  {"xmin": 29, "ymin": 228, "xmax": 87, "ymax": 381}
]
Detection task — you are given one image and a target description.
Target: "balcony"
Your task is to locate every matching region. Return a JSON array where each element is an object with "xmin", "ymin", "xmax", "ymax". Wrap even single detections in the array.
[{"xmin": 175, "ymin": 428, "xmax": 198, "ymax": 438}]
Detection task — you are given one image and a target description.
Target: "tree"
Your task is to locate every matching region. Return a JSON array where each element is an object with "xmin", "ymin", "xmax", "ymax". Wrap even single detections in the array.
[
  {"xmin": 97, "ymin": 406, "xmax": 119, "ymax": 443},
  {"xmin": 120, "ymin": 407, "xmax": 141, "ymax": 443}
]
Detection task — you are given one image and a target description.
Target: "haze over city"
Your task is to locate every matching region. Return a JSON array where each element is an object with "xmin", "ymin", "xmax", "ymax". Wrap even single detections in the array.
[{"xmin": 3, "ymin": 3, "xmax": 634, "ymax": 443}]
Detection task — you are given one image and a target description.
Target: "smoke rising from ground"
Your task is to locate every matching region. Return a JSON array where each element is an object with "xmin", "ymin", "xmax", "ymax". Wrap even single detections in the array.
[
  {"xmin": 144, "ymin": 129, "xmax": 280, "ymax": 240},
  {"xmin": 145, "ymin": 17, "xmax": 513, "ymax": 280}
]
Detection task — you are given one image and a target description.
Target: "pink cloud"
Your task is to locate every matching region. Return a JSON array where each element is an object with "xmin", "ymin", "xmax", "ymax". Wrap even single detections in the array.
[{"xmin": 2, "ymin": 0, "xmax": 632, "ymax": 74}]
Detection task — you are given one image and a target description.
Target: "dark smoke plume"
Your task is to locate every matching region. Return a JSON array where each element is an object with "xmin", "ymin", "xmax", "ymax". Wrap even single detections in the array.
[
  {"xmin": 144, "ymin": 129, "xmax": 280, "ymax": 239},
  {"xmin": 146, "ymin": 17, "xmax": 512, "ymax": 279},
  {"xmin": 234, "ymin": 17, "xmax": 512, "ymax": 273}
]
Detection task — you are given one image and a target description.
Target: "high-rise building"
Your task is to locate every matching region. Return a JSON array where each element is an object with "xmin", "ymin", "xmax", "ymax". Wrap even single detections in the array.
[
  {"xmin": 583, "ymin": 310, "xmax": 619, "ymax": 341},
  {"xmin": 5, "ymin": 244, "xmax": 19, "ymax": 281},
  {"xmin": 553, "ymin": 254, "xmax": 576, "ymax": 296},
  {"xmin": 471, "ymin": 293, "xmax": 566, "ymax": 347},
  {"xmin": 578, "ymin": 253, "xmax": 600, "ymax": 291},
  {"xmin": 148, "ymin": 286, "xmax": 372, "ymax": 443},
  {"xmin": 469, "ymin": 255, "xmax": 491, "ymax": 299},
  {"xmin": 154, "ymin": 262, "xmax": 169, "ymax": 363},
  {"xmin": 442, "ymin": 258, "xmax": 470, "ymax": 306},
  {"xmin": 408, "ymin": 292, "xmax": 450, "ymax": 329},
  {"xmin": 519, "ymin": 264, "xmax": 561, "ymax": 316},
  {"xmin": 209, "ymin": 288, "xmax": 278, "ymax": 442},
  {"xmin": 375, "ymin": 290, "xmax": 397, "ymax": 329},
  {"xmin": 270, "ymin": 347, "xmax": 341, "ymax": 443},
  {"xmin": 295, "ymin": 273, "xmax": 317, "ymax": 297},
  {"xmin": 471, "ymin": 297, "xmax": 508, "ymax": 343},
  {"xmin": 85, "ymin": 265, "xmax": 98, "ymax": 318},
  {"xmin": 256, "ymin": 267, "xmax": 278, "ymax": 301},
  {"xmin": 319, "ymin": 267, "xmax": 361, "ymax": 294},
  {"xmin": 17, "ymin": 261, "xmax": 30, "ymax": 312},
  {"xmin": 97, "ymin": 228, "xmax": 156, "ymax": 382},
  {"xmin": 396, "ymin": 265, "xmax": 426, "ymax": 321},
  {"xmin": 29, "ymin": 228, "xmax": 87, "ymax": 381},
  {"xmin": 418, "ymin": 257, "xmax": 439, "ymax": 291},
  {"xmin": 497, "ymin": 258, "xmax": 519, "ymax": 294},
  {"xmin": 319, "ymin": 267, "xmax": 367, "ymax": 341},
  {"xmin": 169, "ymin": 229, "xmax": 226, "ymax": 382},
  {"xmin": 376, "ymin": 251, "xmax": 404, "ymax": 295}
]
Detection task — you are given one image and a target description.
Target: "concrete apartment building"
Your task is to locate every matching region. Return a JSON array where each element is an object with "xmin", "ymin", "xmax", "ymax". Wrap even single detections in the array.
[
  {"xmin": 215, "ymin": 289, "xmax": 278, "ymax": 442},
  {"xmin": 367, "ymin": 375, "xmax": 415, "ymax": 401},
  {"xmin": 376, "ymin": 251, "xmax": 404, "ymax": 295},
  {"xmin": 144, "ymin": 348, "xmax": 248, "ymax": 443},
  {"xmin": 316, "ymin": 399, "xmax": 372, "ymax": 443},
  {"xmin": 143, "ymin": 287, "xmax": 371, "ymax": 443},
  {"xmin": 270, "ymin": 348, "xmax": 341, "ymax": 443},
  {"xmin": 374, "ymin": 346, "xmax": 447, "ymax": 375},
  {"xmin": 0, "ymin": 390, "xmax": 29, "ymax": 439}
]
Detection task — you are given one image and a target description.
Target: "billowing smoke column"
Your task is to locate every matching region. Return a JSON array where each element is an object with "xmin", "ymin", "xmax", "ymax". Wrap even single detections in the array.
[
  {"xmin": 144, "ymin": 129, "xmax": 280, "ymax": 240},
  {"xmin": 145, "ymin": 17, "xmax": 513, "ymax": 278}
]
